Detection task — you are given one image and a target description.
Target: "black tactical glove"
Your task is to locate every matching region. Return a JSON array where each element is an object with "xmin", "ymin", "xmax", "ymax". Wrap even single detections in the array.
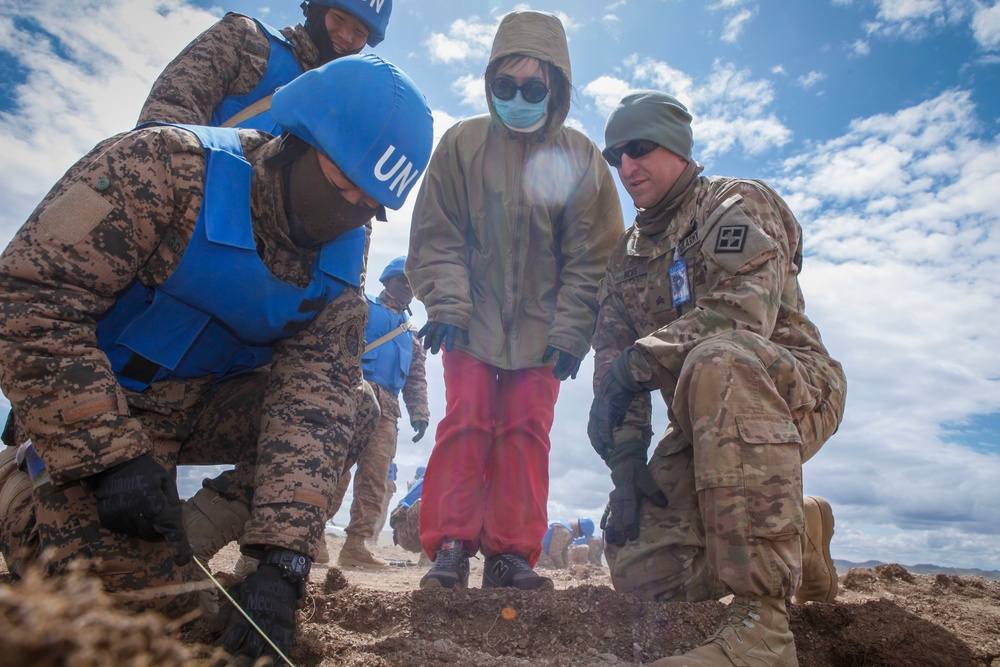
[
  {"xmin": 417, "ymin": 321, "xmax": 469, "ymax": 355},
  {"xmin": 411, "ymin": 420, "xmax": 429, "ymax": 442},
  {"xmin": 588, "ymin": 348, "xmax": 646, "ymax": 462},
  {"xmin": 83, "ymin": 454, "xmax": 192, "ymax": 566},
  {"xmin": 543, "ymin": 345, "xmax": 582, "ymax": 381},
  {"xmin": 601, "ymin": 439, "xmax": 668, "ymax": 547},
  {"xmin": 219, "ymin": 548, "xmax": 309, "ymax": 662}
]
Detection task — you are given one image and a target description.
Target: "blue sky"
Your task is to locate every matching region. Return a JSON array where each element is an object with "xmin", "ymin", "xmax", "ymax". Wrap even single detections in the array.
[{"xmin": 1, "ymin": 0, "xmax": 998, "ymax": 571}]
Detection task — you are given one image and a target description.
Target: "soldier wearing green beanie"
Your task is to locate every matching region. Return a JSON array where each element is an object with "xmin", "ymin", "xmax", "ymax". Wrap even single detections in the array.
[{"xmin": 588, "ymin": 90, "xmax": 847, "ymax": 667}]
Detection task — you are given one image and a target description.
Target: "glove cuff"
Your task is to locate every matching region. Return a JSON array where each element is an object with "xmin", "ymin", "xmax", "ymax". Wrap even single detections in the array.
[
  {"xmin": 259, "ymin": 547, "xmax": 311, "ymax": 597},
  {"xmin": 611, "ymin": 349, "xmax": 645, "ymax": 393}
]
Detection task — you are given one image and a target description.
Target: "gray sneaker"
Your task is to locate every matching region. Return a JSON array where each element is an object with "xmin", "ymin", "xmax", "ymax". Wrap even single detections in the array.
[
  {"xmin": 419, "ymin": 539, "xmax": 470, "ymax": 589},
  {"xmin": 483, "ymin": 553, "xmax": 554, "ymax": 590}
]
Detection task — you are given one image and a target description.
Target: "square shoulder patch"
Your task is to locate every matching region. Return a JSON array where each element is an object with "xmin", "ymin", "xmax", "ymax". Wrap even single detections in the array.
[{"xmin": 715, "ymin": 225, "xmax": 748, "ymax": 253}]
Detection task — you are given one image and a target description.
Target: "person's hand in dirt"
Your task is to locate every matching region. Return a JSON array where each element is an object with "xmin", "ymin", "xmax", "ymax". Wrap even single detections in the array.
[{"xmin": 218, "ymin": 547, "xmax": 309, "ymax": 663}]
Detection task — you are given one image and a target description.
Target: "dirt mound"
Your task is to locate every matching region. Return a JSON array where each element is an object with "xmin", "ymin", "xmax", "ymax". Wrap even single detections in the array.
[{"xmin": 2, "ymin": 537, "xmax": 998, "ymax": 666}]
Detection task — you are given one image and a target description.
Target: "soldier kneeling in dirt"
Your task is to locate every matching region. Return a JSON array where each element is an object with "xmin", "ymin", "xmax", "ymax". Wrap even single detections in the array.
[
  {"xmin": 0, "ymin": 54, "xmax": 432, "ymax": 664},
  {"xmin": 589, "ymin": 90, "xmax": 845, "ymax": 667}
]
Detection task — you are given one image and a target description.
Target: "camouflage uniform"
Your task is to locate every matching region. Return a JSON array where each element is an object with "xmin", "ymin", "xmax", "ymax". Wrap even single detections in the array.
[
  {"xmin": 333, "ymin": 300, "xmax": 428, "ymax": 542},
  {"xmin": 137, "ymin": 13, "xmax": 319, "ymax": 127},
  {"xmin": 0, "ymin": 126, "xmax": 369, "ymax": 616},
  {"xmin": 546, "ymin": 523, "xmax": 575, "ymax": 569},
  {"xmin": 594, "ymin": 164, "xmax": 846, "ymax": 603},
  {"xmin": 391, "ymin": 498, "xmax": 422, "ymax": 554}
]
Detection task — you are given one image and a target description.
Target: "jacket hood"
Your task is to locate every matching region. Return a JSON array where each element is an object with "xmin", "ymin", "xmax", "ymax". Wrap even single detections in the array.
[{"xmin": 486, "ymin": 10, "xmax": 572, "ymax": 136}]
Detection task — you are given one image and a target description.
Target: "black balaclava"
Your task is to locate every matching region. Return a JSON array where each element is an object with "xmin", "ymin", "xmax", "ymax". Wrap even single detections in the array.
[{"xmin": 268, "ymin": 135, "xmax": 375, "ymax": 249}]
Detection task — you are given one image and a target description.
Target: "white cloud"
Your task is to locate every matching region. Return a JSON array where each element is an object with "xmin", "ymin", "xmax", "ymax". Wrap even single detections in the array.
[
  {"xmin": 865, "ymin": 0, "xmax": 975, "ymax": 40},
  {"xmin": 971, "ymin": 2, "xmax": 1000, "ymax": 50},
  {"xmin": 452, "ymin": 74, "xmax": 488, "ymax": 109},
  {"xmin": 0, "ymin": 0, "xmax": 219, "ymax": 240},
  {"xmin": 797, "ymin": 70, "xmax": 827, "ymax": 89},
  {"xmin": 423, "ymin": 17, "xmax": 498, "ymax": 65},
  {"xmin": 595, "ymin": 56, "xmax": 791, "ymax": 159},
  {"xmin": 768, "ymin": 89, "xmax": 1000, "ymax": 567},
  {"xmin": 849, "ymin": 38, "xmax": 872, "ymax": 56},
  {"xmin": 721, "ymin": 8, "xmax": 755, "ymax": 42}
]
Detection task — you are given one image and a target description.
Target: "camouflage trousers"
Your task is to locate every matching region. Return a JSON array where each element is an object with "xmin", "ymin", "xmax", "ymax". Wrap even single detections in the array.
[
  {"xmin": 606, "ymin": 330, "xmax": 846, "ymax": 602},
  {"xmin": 390, "ymin": 498, "xmax": 422, "ymax": 554},
  {"xmin": 329, "ymin": 381, "xmax": 390, "ymax": 528},
  {"xmin": 331, "ymin": 403, "xmax": 398, "ymax": 540},
  {"xmin": 0, "ymin": 291, "xmax": 371, "ymax": 616}
]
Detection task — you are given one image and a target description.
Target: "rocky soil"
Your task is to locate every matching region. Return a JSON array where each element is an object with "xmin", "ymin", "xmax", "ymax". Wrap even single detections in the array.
[{"xmin": 1, "ymin": 534, "xmax": 998, "ymax": 666}]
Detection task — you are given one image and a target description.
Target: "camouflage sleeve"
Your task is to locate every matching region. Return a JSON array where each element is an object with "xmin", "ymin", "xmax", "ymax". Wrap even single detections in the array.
[
  {"xmin": 635, "ymin": 181, "xmax": 788, "ymax": 392},
  {"xmin": 549, "ymin": 147, "xmax": 624, "ymax": 360},
  {"xmin": 592, "ymin": 258, "xmax": 653, "ymax": 441},
  {"xmin": 242, "ymin": 289, "xmax": 369, "ymax": 553},
  {"xmin": 0, "ymin": 128, "xmax": 205, "ymax": 484},
  {"xmin": 137, "ymin": 13, "xmax": 270, "ymax": 126},
  {"xmin": 401, "ymin": 333, "xmax": 429, "ymax": 423}
]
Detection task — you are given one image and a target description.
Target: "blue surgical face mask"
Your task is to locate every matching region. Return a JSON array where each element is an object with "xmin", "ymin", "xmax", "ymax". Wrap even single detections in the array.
[{"xmin": 492, "ymin": 91, "xmax": 549, "ymax": 130}]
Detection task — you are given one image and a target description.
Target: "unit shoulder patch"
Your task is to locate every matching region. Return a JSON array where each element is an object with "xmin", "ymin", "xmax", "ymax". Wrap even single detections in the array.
[{"xmin": 704, "ymin": 202, "xmax": 777, "ymax": 275}]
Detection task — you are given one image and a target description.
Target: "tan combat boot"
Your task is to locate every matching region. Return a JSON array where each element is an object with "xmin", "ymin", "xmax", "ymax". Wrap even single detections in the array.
[
  {"xmin": 315, "ymin": 536, "xmax": 331, "ymax": 564},
  {"xmin": 795, "ymin": 496, "xmax": 838, "ymax": 603},
  {"xmin": 181, "ymin": 488, "xmax": 251, "ymax": 562},
  {"xmin": 338, "ymin": 534, "xmax": 388, "ymax": 569},
  {"xmin": 651, "ymin": 595, "xmax": 797, "ymax": 667}
]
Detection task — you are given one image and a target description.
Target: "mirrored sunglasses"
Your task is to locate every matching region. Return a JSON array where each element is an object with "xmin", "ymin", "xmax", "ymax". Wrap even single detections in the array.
[
  {"xmin": 602, "ymin": 139, "xmax": 660, "ymax": 168},
  {"xmin": 490, "ymin": 76, "xmax": 550, "ymax": 104}
]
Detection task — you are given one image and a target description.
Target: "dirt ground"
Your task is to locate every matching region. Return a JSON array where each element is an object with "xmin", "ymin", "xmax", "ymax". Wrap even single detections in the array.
[{"xmin": 2, "ymin": 533, "xmax": 999, "ymax": 666}]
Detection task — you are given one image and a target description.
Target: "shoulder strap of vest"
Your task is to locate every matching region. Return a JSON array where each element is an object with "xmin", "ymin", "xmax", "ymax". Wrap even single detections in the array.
[
  {"xmin": 221, "ymin": 94, "xmax": 274, "ymax": 128},
  {"xmin": 251, "ymin": 18, "xmax": 296, "ymax": 49},
  {"xmin": 363, "ymin": 322, "xmax": 412, "ymax": 354}
]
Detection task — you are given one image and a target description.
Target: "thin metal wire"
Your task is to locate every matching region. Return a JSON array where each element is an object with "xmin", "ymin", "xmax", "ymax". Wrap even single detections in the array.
[{"xmin": 192, "ymin": 555, "xmax": 296, "ymax": 667}]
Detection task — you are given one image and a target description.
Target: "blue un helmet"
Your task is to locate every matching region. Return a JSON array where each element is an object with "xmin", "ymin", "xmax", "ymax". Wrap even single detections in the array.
[
  {"xmin": 309, "ymin": 0, "xmax": 392, "ymax": 46},
  {"xmin": 271, "ymin": 54, "xmax": 433, "ymax": 210},
  {"xmin": 379, "ymin": 256, "xmax": 407, "ymax": 284},
  {"xmin": 578, "ymin": 517, "xmax": 595, "ymax": 538}
]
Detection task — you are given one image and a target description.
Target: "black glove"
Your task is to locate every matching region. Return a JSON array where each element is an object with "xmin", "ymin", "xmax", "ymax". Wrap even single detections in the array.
[
  {"xmin": 411, "ymin": 420, "xmax": 428, "ymax": 442},
  {"xmin": 601, "ymin": 440, "xmax": 668, "ymax": 547},
  {"xmin": 219, "ymin": 551, "xmax": 306, "ymax": 662},
  {"xmin": 83, "ymin": 454, "xmax": 192, "ymax": 566},
  {"xmin": 417, "ymin": 321, "xmax": 469, "ymax": 355},
  {"xmin": 543, "ymin": 345, "xmax": 582, "ymax": 381},
  {"xmin": 587, "ymin": 348, "xmax": 645, "ymax": 462}
]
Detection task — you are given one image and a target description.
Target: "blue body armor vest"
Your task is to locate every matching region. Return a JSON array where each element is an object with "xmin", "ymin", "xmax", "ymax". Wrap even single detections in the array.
[
  {"xmin": 360, "ymin": 296, "xmax": 413, "ymax": 395},
  {"xmin": 398, "ymin": 478, "xmax": 422, "ymax": 509},
  {"xmin": 96, "ymin": 124, "xmax": 366, "ymax": 392},
  {"xmin": 542, "ymin": 520, "xmax": 573, "ymax": 555},
  {"xmin": 209, "ymin": 19, "xmax": 303, "ymax": 133}
]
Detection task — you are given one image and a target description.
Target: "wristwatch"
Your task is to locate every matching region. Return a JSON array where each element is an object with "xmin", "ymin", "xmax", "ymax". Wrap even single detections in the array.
[{"xmin": 260, "ymin": 547, "xmax": 312, "ymax": 597}]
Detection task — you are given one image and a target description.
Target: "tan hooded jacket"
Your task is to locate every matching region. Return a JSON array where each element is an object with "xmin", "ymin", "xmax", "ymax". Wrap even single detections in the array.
[{"xmin": 406, "ymin": 11, "xmax": 623, "ymax": 369}]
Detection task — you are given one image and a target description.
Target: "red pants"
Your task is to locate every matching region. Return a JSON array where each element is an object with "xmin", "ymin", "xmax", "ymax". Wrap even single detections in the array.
[{"xmin": 419, "ymin": 350, "xmax": 560, "ymax": 565}]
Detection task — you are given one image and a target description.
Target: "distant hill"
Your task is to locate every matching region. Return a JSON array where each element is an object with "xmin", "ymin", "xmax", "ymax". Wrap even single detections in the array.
[{"xmin": 834, "ymin": 558, "xmax": 1000, "ymax": 580}]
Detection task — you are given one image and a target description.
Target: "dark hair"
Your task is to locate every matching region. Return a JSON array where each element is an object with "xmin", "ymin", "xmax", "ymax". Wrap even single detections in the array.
[{"xmin": 485, "ymin": 55, "xmax": 570, "ymax": 131}]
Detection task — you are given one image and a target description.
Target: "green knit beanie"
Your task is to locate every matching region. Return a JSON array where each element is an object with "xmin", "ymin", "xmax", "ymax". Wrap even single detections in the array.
[{"xmin": 603, "ymin": 90, "xmax": 693, "ymax": 162}]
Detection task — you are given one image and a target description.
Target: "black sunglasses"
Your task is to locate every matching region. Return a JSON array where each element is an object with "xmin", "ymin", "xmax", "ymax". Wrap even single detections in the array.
[
  {"xmin": 602, "ymin": 139, "xmax": 660, "ymax": 167},
  {"xmin": 490, "ymin": 76, "xmax": 550, "ymax": 104}
]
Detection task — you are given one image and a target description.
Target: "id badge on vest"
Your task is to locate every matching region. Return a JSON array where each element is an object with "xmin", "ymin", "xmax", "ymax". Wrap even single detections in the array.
[{"xmin": 669, "ymin": 248, "xmax": 691, "ymax": 308}]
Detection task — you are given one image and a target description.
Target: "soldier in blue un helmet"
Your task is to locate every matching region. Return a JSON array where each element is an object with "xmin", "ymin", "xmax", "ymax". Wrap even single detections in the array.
[
  {"xmin": 0, "ymin": 54, "xmax": 431, "ymax": 663},
  {"xmin": 138, "ymin": 0, "xmax": 393, "ymax": 133}
]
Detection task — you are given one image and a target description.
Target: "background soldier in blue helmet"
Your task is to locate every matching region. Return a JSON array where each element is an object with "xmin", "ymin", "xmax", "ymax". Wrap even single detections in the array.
[
  {"xmin": 138, "ymin": 0, "xmax": 393, "ymax": 132},
  {"xmin": 336, "ymin": 255, "xmax": 429, "ymax": 569},
  {"xmin": 538, "ymin": 517, "xmax": 601, "ymax": 569},
  {"xmin": 0, "ymin": 54, "xmax": 432, "ymax": 662}
]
